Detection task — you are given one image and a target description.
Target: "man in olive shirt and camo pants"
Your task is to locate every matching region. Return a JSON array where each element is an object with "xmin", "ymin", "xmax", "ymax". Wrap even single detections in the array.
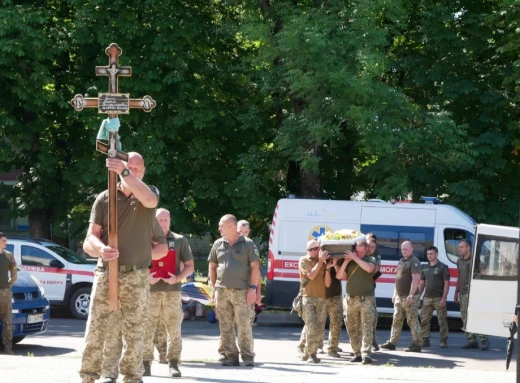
[
  {"xmin": 80, "ymin": 152, "xmax": 168, "ymax": 383},
  {"xmin": 209, "ymin": 214, "xmax": 260, "ymax": 367},
  {"xmin": 456, "ymin": 239, "xmax": 489, "ymax": 350},
  {"xmin": 0, "ymin": 232, "xmax": 17, "ymax": 355},
  {"xmin": 337, "ymin": 239, "xmax": 376, "ymax": 365},
  {"xmin": 381, "ymin": 241, "xmax": 422, "ymax": 352},
  {"xmin": 418, "ymin": 246, "xmax": 450, "ymax": 348},
  {"xmin": 143, "ymin": 208, "xmax": 194, "ymax": 378}
]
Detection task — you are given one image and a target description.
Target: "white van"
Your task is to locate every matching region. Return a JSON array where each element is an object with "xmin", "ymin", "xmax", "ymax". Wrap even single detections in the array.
[
  {"xmin": 466, "ymin": 224, "xmax": 518, "ymax": 337},
  {"xmin": 265, "ymin": 197, "xmax": 476, "ymax": 317},
  {"xmin": 6, "ymin": 236, "xmax": 95, "ymax": 320}
]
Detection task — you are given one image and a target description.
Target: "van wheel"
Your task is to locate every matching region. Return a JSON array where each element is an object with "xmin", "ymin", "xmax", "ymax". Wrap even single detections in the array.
[
  {"xmin": 12, "ymin": 336, "xmax": 25, "ymax": 345},
  {"xmin": 69, "ymin": 287, "xmax": 91, "ymax": 320}
]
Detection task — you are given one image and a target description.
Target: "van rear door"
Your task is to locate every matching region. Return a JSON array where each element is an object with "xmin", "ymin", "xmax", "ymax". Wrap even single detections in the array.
[{"xmin": 466, "ymin": 224, "xmax": 518, "ymax": 337}]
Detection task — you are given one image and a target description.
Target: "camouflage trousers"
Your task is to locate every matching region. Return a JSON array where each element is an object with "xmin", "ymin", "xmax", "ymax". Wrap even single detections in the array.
[
  {"xmin": 79, "ymin": 267, "xmax": 149, "ymax": 383},
  {"xmin": 345, "ymin": 295, "xmax": 375, "ymax": 357},
  {"xmin": 301, "ymin": 297, "xmax": 327, "ymax": 356},
  {"xmin": 0, "ymin": 289, "xmax": 12, "ymax": 349},
  {"xmin": 215, "ymin": 288, "xmax": 254, "ymax": 360},
  {"xmin": 373, "ymin": 297, "xmax": 378, "ymax": 340},
  {"xmin": 420, "ymin": 297, "xmax": 449, "ymax": 341},
  {"xmin": 154, "ymin": 317, "xmax": 167, "ymax": 359},
  {"xmin": 460, "ymin": 292, "xmax": 489, "ymax": 346},
  {"xmin": 144, "ymin": 291, "xmax": 183, "ymax": 363},
  {"xmin": 325, "ymin": 295, "xmax": 343, "ymax": 351},
  {"xmin": 101, "ymin": 311, "xmax": 123, "ymax": 379},
  {"xmin": 389, "ymin": 295, "xmax": 421, "ymax": 346}
]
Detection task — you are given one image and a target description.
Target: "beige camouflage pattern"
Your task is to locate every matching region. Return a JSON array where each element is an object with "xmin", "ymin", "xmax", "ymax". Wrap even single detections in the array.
[
  {"xmin": 373, "ymin": 297, "xmax": 378, "ymax": 340},
  {"xmin": 154, "ymin": 317, "xmax": 167, "ymax": 360},
  {"xmin": 325, "ymin": 295, "xmax": 343, "ymax": 351},
  {"xmin": 345, "ymin": 295, "xmax": 375, "ymax": 357},
  {"xmin": 301, "ymin": 296, "xmax": 326, "ymax": 356},
  {"xmin": 421, "ymin": 297, "xmax": 449, "ymax": 341},
  {"xmin": 80, "ymin": 267, "xmax": 149, "ymax": 383},
  {"xmin": 0, "ymin": 289, "xmax": 12, "ymax": 349},
  {"xmin": 460, "ymin": 292, "xmax": 489, "ymax": 346},
  {"xmin": 144, "ymin": 291, "xmax": 183, "ymax": 363},
  {"xmin": 215, "ymin": 288, "xmax": 254, "ymax": 360},
  {"xmin": 389, "ymin": 295, "xmax": 421, "ymax": 345},
  {"xmin": 101, "ymin": 311, "xmax": 123, "ymax": 379}
]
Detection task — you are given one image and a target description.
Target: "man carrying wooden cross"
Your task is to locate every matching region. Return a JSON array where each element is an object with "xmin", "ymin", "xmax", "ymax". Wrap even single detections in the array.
[{"xmin": 80, "ymin": 143, "xmax": 167, "ymax": 383}]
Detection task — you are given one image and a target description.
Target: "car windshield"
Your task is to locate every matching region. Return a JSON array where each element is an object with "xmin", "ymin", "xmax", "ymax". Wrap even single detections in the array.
[{"xmin": 45, "ymin": 245, "xmax": 92, "ymax": 265}]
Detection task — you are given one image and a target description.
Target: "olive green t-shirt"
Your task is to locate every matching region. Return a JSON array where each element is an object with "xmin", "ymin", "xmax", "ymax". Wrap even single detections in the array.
[
  {"xmin": 151, "ymin": 231, "xmax": 194, "ymax": 293},
  {"xmin": 457, "ymin": 257, "xmax": 472, "ymax": 294},
  {"xmin": 326, "ymin": 266, "xmax": 342, "ymax": 298},
  {"xmin": 0, "ymin": 250, "xmax": 17, "ymax": 290},
  {"xmin": 421, "ymin": 261, "xmax": 450, "ymax": 298},
  {"xmin": 299, "ymin": 255, "xmax": 326, "ymax": 298},
  {"xmin": 208, "ymin": 235, "xmax": 260, "ymax": 289},
  {"xmin": 90, "ymin": 185, "xmax": 166, "ymax": 267},
  {"xmin": 345, "ymin": 256, "xmax": 376, "ymax": 297},
  {"xmin": 395, "ymin": 256, "xmax": 422, "ymax": 296}
]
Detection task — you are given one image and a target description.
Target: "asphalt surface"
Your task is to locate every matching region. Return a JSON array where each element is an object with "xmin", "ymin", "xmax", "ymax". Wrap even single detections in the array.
[{"xmin": 0, "ymin": 310, "xmax": 516, "ymax": 383}]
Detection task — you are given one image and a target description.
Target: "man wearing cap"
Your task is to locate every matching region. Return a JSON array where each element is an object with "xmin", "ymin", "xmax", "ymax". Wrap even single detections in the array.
[{"xmin": 143, "ymin": 208, "xmax": 194, "ymax": 378}]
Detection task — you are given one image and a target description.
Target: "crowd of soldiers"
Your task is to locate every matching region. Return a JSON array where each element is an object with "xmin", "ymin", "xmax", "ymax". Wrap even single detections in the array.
[
  {"xmin": 297, "ymin": 234, "xmax": 487, "ymax": 365},
  {"xmin": 79, "ymin": 150, "xmax": 261, "ymax": 383}
]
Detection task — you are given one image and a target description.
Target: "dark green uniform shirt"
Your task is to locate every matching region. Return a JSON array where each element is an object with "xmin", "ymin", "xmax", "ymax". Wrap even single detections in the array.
[
  {"xmin": 0, "ymin": 250, "xmax": 17, "ymax": 290},
  {"xmin": 421, "ymin": 261, "xmax": 450, "ymax": 298},
  {"xmin": 90, "ymin": 185, "xmax": 166, "ymax": 267},
  {"xmin": 395, "ymin": 256, "xmax": 422, "ymax": 296},
  {"xmin": 151, "ymin": 231, "xmax": 194, "ymax": 293},
  {"xmin": 326, "ymin": 266, "xmax": 342, "ymax": 298},
  {"xmin": 208, "ymin": 235, "xmax": 259, "ymax": 289},
  {"xmin": 345, "ymin": 256, "xmax": 376, "ymax": 297},
  {"xmin": 457, "ymin": 257, "xmax": 472, "ymax": 294}
]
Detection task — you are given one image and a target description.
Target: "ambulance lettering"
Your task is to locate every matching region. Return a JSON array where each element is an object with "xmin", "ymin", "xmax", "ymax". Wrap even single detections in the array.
[
  {"xmin": 284, "ymin": 261, "xmax": 299, "ymax": 270},
  {"xmin": 380, "ymin": 265, "xmax": 398, "ymax": 274},
  {"xmin": 21, "ymin": 266, "xmax": 45, "ymax": 272}
]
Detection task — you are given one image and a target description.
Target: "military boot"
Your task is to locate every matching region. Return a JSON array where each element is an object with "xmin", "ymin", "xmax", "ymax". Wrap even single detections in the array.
[
  {"xmin": 440, "ymin": 340, "xmax": 448, "ymax": 348},
  {"xmin": 380, "ymin": 341, "xmax": 396, "ymax": 351},
  {"xmin": 4, "ymin": 346, "xmax": 13, "ymax": 355},
  {"xmin": 308, "ymin": 354, "xmax": 320, "ymax": 363},
  {"xmin": 169, "ymin": 359, "xmax": 181, "ymax": 377},
  {"xmin": 143, "ymin": 361, "xmax": 152, "ymax": 377},
  {"xmin": 221, "ymin": 355, "xmax": 239, "ymax": 366},
  {"xmin": 461, "ymin": 342, "xmax": 478, "ymax": 349},
  {"xmin": 372, "ymin": 340, "xmax": 380, "ymax": 351},
  {"xmin": 421, "ymin": 339, "xmax": 431, "ymax": 347},
  {"xmin": 327, "ymin": 350, "xmax": 341, "ymax": 358},
  {"xmin": 243, "ymin": 359, "xmax": 255, "ymax": 367},
  {"xmin": 159, "ymin": 354, "xmax": 168, "ymax": 364},
  {"xmin": 404, "ymin": 344, "xmax": 422, "ymax": 353}
]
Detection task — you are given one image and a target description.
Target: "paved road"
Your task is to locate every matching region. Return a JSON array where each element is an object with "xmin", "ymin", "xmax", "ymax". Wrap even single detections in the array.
[{"xmin": 0, "ymin": 314, "xmax": 517, "ymax": 383}]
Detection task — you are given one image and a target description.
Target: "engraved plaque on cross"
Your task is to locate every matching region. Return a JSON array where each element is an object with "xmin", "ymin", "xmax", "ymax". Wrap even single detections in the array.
[{"xmin": 70, "ymin": 43, "xmax": 156, "ymax": 311}]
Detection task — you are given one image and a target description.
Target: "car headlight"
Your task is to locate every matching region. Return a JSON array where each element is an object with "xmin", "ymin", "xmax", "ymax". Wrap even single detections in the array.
[{"xmin": 30, "ymin": 275, "xmax": 45, "ymax": 297}]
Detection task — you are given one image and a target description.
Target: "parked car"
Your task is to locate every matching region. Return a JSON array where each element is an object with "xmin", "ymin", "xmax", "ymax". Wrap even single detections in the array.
[
  {"xmin": 0, "ymin": 268, "xmax": 51, "ymax": 345},
  {"xmin": 6, "ymin": 236, "xmax": 95, "ymax": 320}
]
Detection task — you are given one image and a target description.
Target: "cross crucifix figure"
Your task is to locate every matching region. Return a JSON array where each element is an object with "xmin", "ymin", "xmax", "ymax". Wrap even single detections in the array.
[{"xmin": 70, "ymin": 43, "xmax": 156, "ymax": 311}]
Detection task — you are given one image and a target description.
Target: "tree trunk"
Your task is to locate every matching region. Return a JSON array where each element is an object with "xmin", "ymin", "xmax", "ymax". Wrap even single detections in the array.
[
  {"xmin": 300, "ymin": 145, "xmax": 322, "ymax": 198},
  {"xmin": 29, "ymin": 208, "xmax": 52, "ymax": 239}
]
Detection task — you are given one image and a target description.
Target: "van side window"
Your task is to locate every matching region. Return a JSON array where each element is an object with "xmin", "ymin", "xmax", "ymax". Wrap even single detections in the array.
[
  {"xmin": 361, "ymin": 225, "xmax": 433, "ymax": 262},
  {"xmin": 444, "ymin": 229, "xmax": 469, "ymax": 264},
  {"xmin": 21, "ymin": 245, "xmax": 56, "ymax": 267},
  {"xmin": 474, "ymin": 236, "xmax": 518, "ymax": 279}
]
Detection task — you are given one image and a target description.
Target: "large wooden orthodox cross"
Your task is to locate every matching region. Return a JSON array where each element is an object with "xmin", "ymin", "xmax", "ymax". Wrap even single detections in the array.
[{"xmin": 70, "ymin": 43, "xmax": 156, "ymax": 310}]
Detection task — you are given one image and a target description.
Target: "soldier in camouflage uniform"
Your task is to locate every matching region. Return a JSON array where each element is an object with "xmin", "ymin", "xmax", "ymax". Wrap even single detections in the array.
[
  {"xmin": 0, "ymin": 232, "xmax": 17, "ymax": 355},
  {"xmin": 456, "ymin": 239, "xmax": 489, "ymax": 350},
  {"xmin": 366, "ymin": 236, "xmax": 381, "ymax": 351},
  {"xmin": 298, "ymin": 240, "xmax": 330, "ymax": 363},
  {"xmin": 418, "ymin": 246, "xmax": 450, "ymax": 348},
  {"xmin": 143, "ymin": 208, "xmax": 194, "ymax": 378},
  {"xmin": 337, "ymin": 239, "xmax": 376, "ymax": 365},
  {"xmin": 209, "ymin": 214, "xmax": 260, "ymax": 367},
  {"xmin": 79, "ymin": 152, "xmax": 168, "ymax": 383},
  {"xmin": 380, "ymin": 241, "xmax": 422, "ymax": 353}
]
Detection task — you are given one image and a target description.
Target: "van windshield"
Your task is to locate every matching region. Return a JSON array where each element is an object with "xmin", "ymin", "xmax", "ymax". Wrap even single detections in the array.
[{"xmin": 45, "ymin": 245, "xmax": 92, "ymax": 265}]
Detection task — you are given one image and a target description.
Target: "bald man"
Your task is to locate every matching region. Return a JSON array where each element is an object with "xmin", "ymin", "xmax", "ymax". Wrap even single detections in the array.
[
  {"xmin": 80, "ymin": 152, "xmax": 168, "ymax": 383},
  {"xmin": 380, "ymin": 241, "xmax": 422, "ymax": 353}
]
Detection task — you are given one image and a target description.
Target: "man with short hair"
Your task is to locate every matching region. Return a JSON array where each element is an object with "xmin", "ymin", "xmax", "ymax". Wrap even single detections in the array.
[
  {"xmin": 0, "ymin": 232, "xmax": 17, "ymax": 355},
  {"xmin": 455, "ymin": 239, "xmax": 489, "ymax": 350},
  {"xmin": 209, "ymin": 214, "xmax": 260, "ymax": 367},
  {"xmin": 419, "ymin": 246, "xmax": 450, "ymax": 348},
  {"xmin": 143, "ymin": 208, "xmax": 194, "ymax": 378},
  {"xmin": 380, "ymin": 241, "xmax": 422, "ymax": 352},
  {"xmin": 80, "ymin": 152, "xmax": 168, "ymax": 383}
]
